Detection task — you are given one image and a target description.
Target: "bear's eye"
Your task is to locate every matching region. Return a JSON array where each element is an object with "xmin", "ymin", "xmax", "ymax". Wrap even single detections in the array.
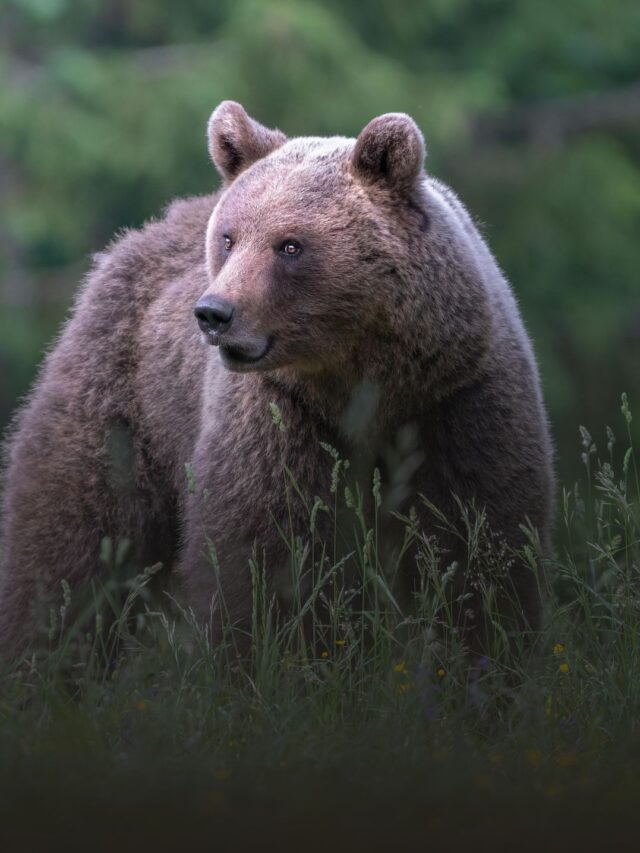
[
  {"xmin": 279, "ymin": 240, "xmax": 302, "ymax": 258},
  {"xmin": 223, "ymin": 235, "xmax": 233, "ymax": 251}
]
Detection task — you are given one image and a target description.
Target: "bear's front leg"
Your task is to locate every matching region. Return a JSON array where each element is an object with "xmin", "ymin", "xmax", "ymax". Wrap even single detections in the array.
[
  {"xmin": 177, "ymin": 461, "xmax": 297, "ymax": 649},
  {"xmin": 176, "ymin": 386, "xmax": 335, "ymax": 649},
  {"xmin": 0, "ymin": 386, "xmax": 175, "ymax": 657}
]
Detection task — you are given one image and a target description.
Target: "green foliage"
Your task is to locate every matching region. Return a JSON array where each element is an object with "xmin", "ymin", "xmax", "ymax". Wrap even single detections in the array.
[{"xmin": 1, "ymin": 1, "xmax": 639, "ymax": 480}]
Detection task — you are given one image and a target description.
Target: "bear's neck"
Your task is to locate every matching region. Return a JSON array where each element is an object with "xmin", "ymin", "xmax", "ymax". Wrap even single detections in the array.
[
  {"xmin": 265, "ymin": 344, "xmax": 432, "ymax": 445},
  {"xmin": 266, "ymin": 294, "xmax": 491, "ymax": 447}
]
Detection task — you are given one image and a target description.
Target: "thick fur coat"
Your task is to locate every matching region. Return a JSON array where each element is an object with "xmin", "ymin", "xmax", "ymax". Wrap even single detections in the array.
[{"xmin": 0, "ymin": 102, "xmax": 554, "ymax": 653}]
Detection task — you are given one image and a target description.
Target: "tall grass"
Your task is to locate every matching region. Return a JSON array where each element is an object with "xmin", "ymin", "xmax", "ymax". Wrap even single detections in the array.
[{"xmin": 0, "ymin": 394, "xmax": 639, "ymax": 843}]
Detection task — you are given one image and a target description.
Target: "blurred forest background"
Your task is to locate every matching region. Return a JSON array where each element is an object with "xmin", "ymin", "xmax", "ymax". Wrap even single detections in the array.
[{"xmin": 1, "ymin": 0, "xmax": 639, "ymax": 484}]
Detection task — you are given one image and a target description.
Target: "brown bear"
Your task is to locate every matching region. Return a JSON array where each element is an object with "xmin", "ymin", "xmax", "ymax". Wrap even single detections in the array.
[{"xmin": 0, "ymin": 101, "xmax": 554, "ymax": 655}]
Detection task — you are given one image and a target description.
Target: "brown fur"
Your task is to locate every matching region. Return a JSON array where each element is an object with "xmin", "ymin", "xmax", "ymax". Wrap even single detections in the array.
[{"xmin": 0, "ymin": 102, "xmax": 554, "ymax": 654}]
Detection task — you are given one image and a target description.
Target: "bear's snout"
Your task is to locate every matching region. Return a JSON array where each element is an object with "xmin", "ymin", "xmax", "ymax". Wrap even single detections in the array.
[
  {"xmin": 194, "ymin": 295, "xmax": 235, "ymax": 343},
  {"xmin": 194, "ymin": 292, "xmax": 271, "ymax": 371}
]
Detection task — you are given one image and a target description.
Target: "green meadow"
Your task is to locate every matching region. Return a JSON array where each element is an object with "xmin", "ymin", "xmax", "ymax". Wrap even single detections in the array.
[{"xmin": 1, "ymin": 396, "xmax": 639, "ymax": 850}]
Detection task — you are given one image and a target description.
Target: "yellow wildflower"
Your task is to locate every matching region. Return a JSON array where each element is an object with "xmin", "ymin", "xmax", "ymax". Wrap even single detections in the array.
[
  {"xmin": 559, "ymin": 662, "xmax": 570, "ymax": 674},
  {"xmin": 526, "ymin": 749, "xmax": 542, "ymax": 768},
  {"xmin": 436, "ymin": 667, "xmax": 446, "ymax": 678},
  {"xmin": 394, "ymin": 661, "xmax": 408, "ymax": 674},
  {"xmin": 335, "ymin": 640, "xmax": 346, "ymax": 647},
  {"xmin": 553, "ymin": 643, "xmax": 565, "ymax": 655},
  {"xmin": 475, "ymin": 774, "xmax": 492, "ymax": 790},
  {"xmin": 396, "ymin": 681, "xmax": 416, "ymax": 695},
  {"xmin": 556, "ymin": 752, "xmax": 577, "ymax": 767},
  {"xmin": 321, "ymin": 650, "xmax": 329, "ymax": 659}
]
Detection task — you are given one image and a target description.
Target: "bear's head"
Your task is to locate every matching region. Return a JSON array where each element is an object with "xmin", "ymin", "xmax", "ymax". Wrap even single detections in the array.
[{"xmin": 195, "ymin": 101, "xmax": 490, "ymax": 400}]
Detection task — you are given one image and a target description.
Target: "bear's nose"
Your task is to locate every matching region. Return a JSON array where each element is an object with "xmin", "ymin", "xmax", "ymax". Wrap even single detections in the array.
[{"xmin": 194, "ymin": 295, "xmax": 235, "ymax": 335}]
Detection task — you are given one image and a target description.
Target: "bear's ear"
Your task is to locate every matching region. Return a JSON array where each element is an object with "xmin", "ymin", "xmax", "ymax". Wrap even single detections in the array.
[
  {"xmin": 207, "ymin": 101, "xmax": 287, "ymax": 183},
  {"xmin": 352, "ymin": 113, "xmax": 425, "ymax": 194}
]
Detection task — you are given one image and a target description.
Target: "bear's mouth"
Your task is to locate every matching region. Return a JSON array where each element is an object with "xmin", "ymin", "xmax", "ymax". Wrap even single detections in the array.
[{"xmin": 219, "ymin": 337, "xmax": 272, "ymax": 371}]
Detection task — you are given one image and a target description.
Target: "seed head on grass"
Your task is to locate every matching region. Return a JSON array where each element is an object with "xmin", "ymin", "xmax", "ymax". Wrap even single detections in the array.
[
  {"xmin": 269, "ymin": 401, "xmax": 287, "ymax": 432},
  {"xmin": 184, "ymin": 462, "xmax": 196, "ymax": 493},
  {"xmin": 372, "ymin": 467, "xmax": 382, "ymax": 509}
]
